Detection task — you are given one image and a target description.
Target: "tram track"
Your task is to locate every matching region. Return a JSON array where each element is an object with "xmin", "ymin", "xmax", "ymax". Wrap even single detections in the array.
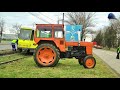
[
  {"xmin": 0, "ymin": 56, "xmax": 28, "ymax": 65},
  {"xmin": 0, "ymin": 49, "xmax": 19, "ymax": 56},
  {"xmin": 0, "ymin": 52, "xmax": 33, "ymax": 65}
]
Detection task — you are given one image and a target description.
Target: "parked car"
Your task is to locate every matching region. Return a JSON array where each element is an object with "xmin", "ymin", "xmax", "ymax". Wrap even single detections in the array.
[{"xmin": 94, "ymin": 45, "xmax": 103, "ymax": 49}]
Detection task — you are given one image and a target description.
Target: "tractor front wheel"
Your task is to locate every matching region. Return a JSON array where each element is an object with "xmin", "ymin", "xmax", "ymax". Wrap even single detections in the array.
[
  {"xmin": 83, "ymin": 55, "xmax": 96, "ymax": 69},
  {"xmin": 34, "ymin": 43, "xmax": 60, "ymax": 67}
]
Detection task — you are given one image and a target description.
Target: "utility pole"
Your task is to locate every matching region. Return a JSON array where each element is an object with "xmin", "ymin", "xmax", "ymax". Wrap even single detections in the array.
[
  {"xmin": 62, "ymin": 13, "xmax": 64, "ymax": 24},
  {"xmin": 58, "ymin": 16, "xmax": 59, "ymax": 24}
]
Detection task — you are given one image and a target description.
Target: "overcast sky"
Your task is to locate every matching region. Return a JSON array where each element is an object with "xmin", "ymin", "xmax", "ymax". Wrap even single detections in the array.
[{"xmin": 0, "ymin": 12, "xmax": 120, "ymax": 33}]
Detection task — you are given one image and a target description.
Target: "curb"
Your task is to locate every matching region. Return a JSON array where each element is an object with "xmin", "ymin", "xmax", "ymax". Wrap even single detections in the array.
[
  {"xmin": 93, "ymin": 53, "xmax": 120, "ymax": 78},
  {"xmin": 0, "ymin": 44, "xmax": 11, "ymax": 45}
]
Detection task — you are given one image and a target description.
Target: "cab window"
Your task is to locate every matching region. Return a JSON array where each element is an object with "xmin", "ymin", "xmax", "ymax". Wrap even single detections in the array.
[
  {"xmin": 54, "ymin": 26, "xmax": 64, "ymax": 38},
  {"xmin": 37, "ymin": 26, "xmax": 52, "ymax": 38}
]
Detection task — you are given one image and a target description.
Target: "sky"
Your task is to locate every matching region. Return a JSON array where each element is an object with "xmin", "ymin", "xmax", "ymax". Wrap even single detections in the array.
[{"xmin": 0, "ymin": 12, "xmax": 120, "ymax": 34}]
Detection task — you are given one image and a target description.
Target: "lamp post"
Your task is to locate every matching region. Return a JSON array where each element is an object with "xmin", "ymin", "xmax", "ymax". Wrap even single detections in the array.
[
  {"xmin": 108, "ymin": 13, "xmax": 117, "ymax": 20},
  {"xmin": 108, "ymin": 13, "xmax": 119, "ymax": 46}
]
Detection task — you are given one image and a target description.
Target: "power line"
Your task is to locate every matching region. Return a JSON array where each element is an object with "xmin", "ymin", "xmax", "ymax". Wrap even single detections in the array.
[
  {"xmin": 64, "ymin": 14, "xmax": 69, "ymax": 19},
  {"xmin": 58, "ymin": 13, "xmax": 68, "ymax": 19},
  {"xmin": 29, "ymin": 12, "xmax": 51, "ymax": 24},
  {"xmin": 28, "ymin": 12, "xmax": 51, "ymax": 24},
  {"xmin": 38, "ymin": 12, "xmax": 56, "ymax": 22}
]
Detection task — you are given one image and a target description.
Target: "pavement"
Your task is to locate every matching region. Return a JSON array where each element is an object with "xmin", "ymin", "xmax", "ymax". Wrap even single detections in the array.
[
  {"xmin": 93, "ymin": 48, "xmax": 120, "ymax": 77},
  {"xmin": 0, "ymin": 41, "xmax": 12, "ymax": 50},
  {"xmin": 0, "ymin": 41, "xmax": 11, "ymax": 45}
]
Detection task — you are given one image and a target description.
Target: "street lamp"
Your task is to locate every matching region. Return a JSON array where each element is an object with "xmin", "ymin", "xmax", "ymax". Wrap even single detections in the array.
[
  {"xmin": 108, "ymin": 13, "xmax": 118, "ymax": 27},
  {"xmin": 108, "ymin": 13, "xmax": 117, "ymax": 20},
  {"xmin": 108, "ymin": 13, "xmax": 120, "ymax": 46}
]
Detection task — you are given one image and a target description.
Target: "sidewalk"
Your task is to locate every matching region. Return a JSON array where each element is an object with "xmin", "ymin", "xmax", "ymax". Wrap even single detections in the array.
[
  {"xmin": 0, "ymin": 41, "xmax": 12, "ymax": 50},
  {"xmin": 0, "ymin": 41, "xmax": 11, "ymax": 45},
  {"xmin": 93, "ymin": 48, "xmax": 120, "ymax": 77}
]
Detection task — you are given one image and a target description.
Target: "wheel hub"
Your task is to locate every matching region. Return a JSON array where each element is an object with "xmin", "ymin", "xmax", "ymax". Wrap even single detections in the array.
[
  {"xmin": 37, "ymin": 46, "xmax": 56, "ymax": 65},
  {"xmin": 86, "ymin": 59, "xmax": 94, "ymax": 67},
  {"xmin": 44, "ymin": 55, "xmax": 49, "ymax": 59}
]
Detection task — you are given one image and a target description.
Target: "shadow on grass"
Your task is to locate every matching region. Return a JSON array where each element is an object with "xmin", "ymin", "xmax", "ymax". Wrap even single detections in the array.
[
  {"xmin": 32, "ymin": 58, "xmax": 95, "ymax": 70},
  {"xmin": 19, "ymin": 52, "xmax": 33, "ymax": 56}
]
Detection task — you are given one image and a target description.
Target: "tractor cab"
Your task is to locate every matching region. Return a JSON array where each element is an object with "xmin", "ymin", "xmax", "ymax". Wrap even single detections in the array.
[
  {"xmin": 34, "ymin": 24, "xmax": 64, "ymax": 43},
  {"xmin": 34, "ymin": 24, "xmax": 65, "ymax": 52}
]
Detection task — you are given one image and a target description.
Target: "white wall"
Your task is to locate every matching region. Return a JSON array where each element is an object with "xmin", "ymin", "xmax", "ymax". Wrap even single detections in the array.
[{"xmin": 85, "ymin": 34, "xmax": 93, "ymax": 42}]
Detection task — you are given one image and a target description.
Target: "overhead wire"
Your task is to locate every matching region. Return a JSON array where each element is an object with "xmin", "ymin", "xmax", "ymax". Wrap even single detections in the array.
[
  {"xmin": 28, "ymin": 12, "xmax": 51, "ymax": 24},
  {"xmin": 38, "ymin": 12, "xmax": 56, "ymax": 22}
]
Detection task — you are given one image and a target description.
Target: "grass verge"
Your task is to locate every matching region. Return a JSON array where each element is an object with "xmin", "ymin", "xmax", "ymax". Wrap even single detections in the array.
[{"xmin": 0, "ymin": 54, "xmax": 119, "ymax": 78}]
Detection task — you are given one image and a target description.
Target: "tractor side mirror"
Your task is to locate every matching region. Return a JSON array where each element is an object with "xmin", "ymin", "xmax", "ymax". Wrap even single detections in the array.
[{"xmin": 108, "ymin": 13, "xmax": 117, "ymax": 20}]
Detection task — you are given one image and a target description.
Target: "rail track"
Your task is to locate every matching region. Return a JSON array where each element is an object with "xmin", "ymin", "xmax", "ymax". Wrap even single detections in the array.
[
  {"xmin": 0, "ymin": 49, "xmax": 19, "ymax": 56},
  {"xmin": 0, "ymin": 49, "xmax": 12, "ymax": 52},
  {"xmin": 0, "ymin": 52, "xmax": 32, "ymax": 65},
  {"xmin": 0, "ymin": 56, "xmax": 28, "ymax": 65}
]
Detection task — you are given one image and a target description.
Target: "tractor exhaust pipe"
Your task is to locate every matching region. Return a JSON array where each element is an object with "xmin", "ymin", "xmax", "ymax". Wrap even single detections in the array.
[{"xmin": 78, "ymin": 29, "xmax": 81, "ymax": 46}]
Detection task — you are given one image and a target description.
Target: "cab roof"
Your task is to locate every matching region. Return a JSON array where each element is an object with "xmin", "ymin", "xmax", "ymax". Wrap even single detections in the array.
[{"xmin": 20, "ymin": 27, "xmax": 33, "ymax": 30}]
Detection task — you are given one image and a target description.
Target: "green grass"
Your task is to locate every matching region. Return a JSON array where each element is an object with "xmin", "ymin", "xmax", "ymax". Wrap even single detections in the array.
[{"xmin": 0, "ymin": 54, "xmax": 119, "ymax": 78}]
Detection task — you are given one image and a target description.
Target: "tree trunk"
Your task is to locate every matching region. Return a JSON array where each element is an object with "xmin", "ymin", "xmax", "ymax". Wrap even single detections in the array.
[
  {"xmin": 0, "ymin": 38, "xmax": 1, "ymax": 43},
  {"xmin": 0, "ymin": 27, "xmax": 3, "ymax": 43}
]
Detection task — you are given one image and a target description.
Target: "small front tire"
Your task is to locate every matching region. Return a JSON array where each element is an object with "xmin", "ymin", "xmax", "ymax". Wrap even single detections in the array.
[{"xmin": 83, "ymin": 55, "xmax": 96, "ymax": 69}]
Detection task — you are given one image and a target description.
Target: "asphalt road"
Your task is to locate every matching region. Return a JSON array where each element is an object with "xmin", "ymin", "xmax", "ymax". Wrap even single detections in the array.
[{"xmin": 93, "ymin": 48, "xmax": 120, "ymax": 75}]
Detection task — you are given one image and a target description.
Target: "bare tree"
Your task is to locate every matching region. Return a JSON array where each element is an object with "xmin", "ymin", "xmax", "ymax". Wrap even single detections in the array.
[
  {"xmin": 0, "ymin": 18, "xmax": 5, "ymax": 43},
  {"xmin": 12, "ymin": 23, "xmax": 22, "ymax": 35},
  {"xmin": 66, "ymin": 12, "xmax": 96, "ymax": 40}
]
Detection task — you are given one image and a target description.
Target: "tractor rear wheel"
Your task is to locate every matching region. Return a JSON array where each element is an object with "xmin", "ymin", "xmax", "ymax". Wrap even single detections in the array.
[
  {"xmin": 34, "ymin": 43, "xmax": 60, "ymax": 67},
  {"xmin": 83, "ymin": 55, "xmax": 96, "ymax": 69}
]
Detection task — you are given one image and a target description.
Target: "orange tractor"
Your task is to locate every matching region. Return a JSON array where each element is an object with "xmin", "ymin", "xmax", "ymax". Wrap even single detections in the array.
[{"xmin": 33, "ymin": 24, "xmax": 96, "ymax": 68}]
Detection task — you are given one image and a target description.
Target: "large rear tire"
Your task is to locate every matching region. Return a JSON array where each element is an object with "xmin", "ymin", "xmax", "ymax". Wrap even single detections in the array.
[
  {"xmin": 83, "ymin": 55, "xmax": 96, "ymax": 69},
  {"xmin": 34, "ymin": 43, "xmax": 60, "ymax": 67}
]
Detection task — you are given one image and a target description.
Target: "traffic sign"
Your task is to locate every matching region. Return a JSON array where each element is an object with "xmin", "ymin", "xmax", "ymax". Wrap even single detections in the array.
[{"xmin": 65, "ymin": 25, "xmax": 82, "ymax": 42}]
